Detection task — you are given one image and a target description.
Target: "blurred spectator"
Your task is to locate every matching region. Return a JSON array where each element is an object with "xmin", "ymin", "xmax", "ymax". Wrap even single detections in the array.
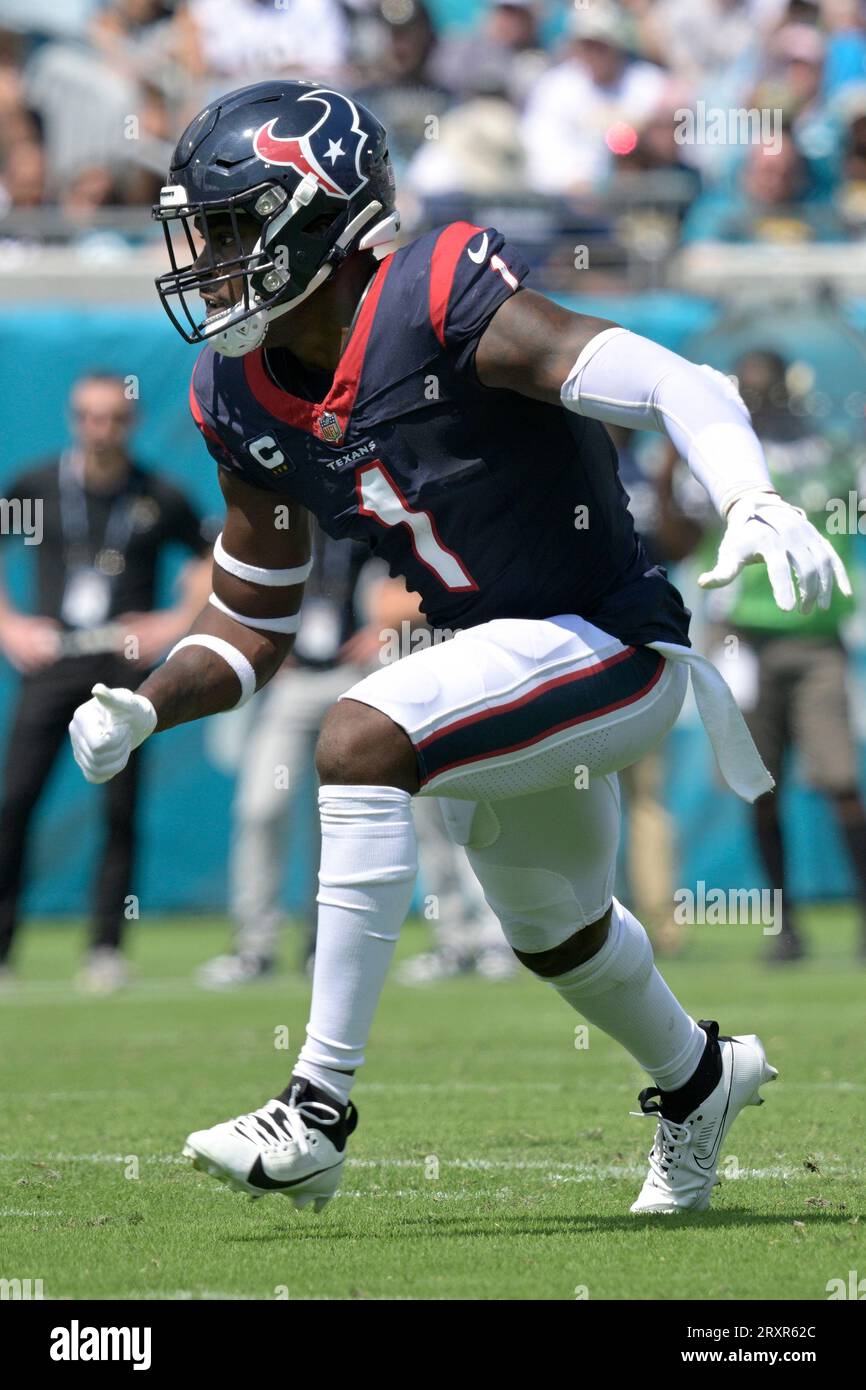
[
  {"xmin": 61, "ymin": 164, "xmax": 121, "ymax": 216},
  {"xmin": 610, "ymin": 97, "xmax": 703, "ymax": 202},
  {"xmin": 87, "ymin": 3, "xmax": 185, "ymax": 116},
  {"xmin": 429, "ymin": 0, "xmax": 547, "ymax": 105},
  {"xmin": 90, "ymin": 0, "xmax": 175, "ymax": 58},
  {"xmin": 0, "ymin": 35, "xmax": 41, "ymax": 157},
  {"xmin": 681, "ymin": 128, "xmax": 848, "ymax": 241},
  {"xmin": 836, "ymin": 81, "xmax": 866, "ymax": 226},
  {"xmin": 404, "ymin": 87, "xmax": 525, "ymax": 199},
  {"xmin": 175, "ymin": 0, "xmax": 349, "ymax": 89},
  {"xmin": 520, "ymin": 3, "xmax": 666, "ymax": 194},
  {"xmin": 712, "ymin": 350, "xmax": 866, "ymax": 962},
  {"xmin": 609, "ymin": 425, "xmax": 705, "ymax": 956},
  {"xmin": 823, "ymin": 0, "xmax": 866, "ymax": 98},
  {"xmin": 751, "ymin": 22, "xmax": 837, "ymax": 163},
  {"xmin": 23, "ymin": 33, "xmax": 141, "ymax": 198},
  {"xmin": 352, "ymin": 0, "xmax": 450, "ymax": 172},
  {"xmin": 0, "ymin": 372, "xmax": 213, "ymax": 991},
  {"xmin": 0, "ymin": 138, "xmax": 46, "ymax": 213},
  {"xmin": 14, "ymin": 1, "xmax": 175, "ymax": 212},
  {"xmin": 0, "ymin": 1, "xmax": 98, "ymax": 41},
  {"xmin": 640, "ymin": 0, "xmax": 764, "ymax": 91}
]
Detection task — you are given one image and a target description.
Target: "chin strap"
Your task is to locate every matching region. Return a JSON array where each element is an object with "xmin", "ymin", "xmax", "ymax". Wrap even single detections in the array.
[{"xmin": 212, "ymin": 201, "xmax": 399, "ymax": 359}]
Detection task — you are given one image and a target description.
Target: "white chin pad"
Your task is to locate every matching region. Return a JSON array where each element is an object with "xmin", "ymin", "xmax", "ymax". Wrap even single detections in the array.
[
  {"xmin": 205, "ymin": 302, "xmax": 269, "ymax": 357},
  {"xmin": 358, "ymin": 210, "xmax": 401, "ymax": 251}
]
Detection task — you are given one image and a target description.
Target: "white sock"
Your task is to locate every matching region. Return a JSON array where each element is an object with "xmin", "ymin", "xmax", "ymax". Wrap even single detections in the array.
[
  {"xmin": 293, "ymin": 785, "xmax": 417, "ymax": 1104},
  {"xmin": 548, "ymin": 898, "xmax": 705, "ymax": 1090}
]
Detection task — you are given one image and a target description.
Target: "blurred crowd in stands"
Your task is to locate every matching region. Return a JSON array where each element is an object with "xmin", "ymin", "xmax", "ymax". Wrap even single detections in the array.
[{"xmin": 3, "ymin": 0, "xmax": 866, "ymax": 279}]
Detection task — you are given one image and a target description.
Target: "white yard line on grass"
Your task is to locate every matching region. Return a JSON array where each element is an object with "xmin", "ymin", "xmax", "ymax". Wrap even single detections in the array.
[
  {"xmin": 92, "ymin": 1291, "xmax": 432, "ymax": 1300},
  {"xmin": 0, "ymin": 979, "xmax": 304, "ymax": 1005},
  {"xmin": 2, "ymin": 1080, "xmax": 863, "ymax": 1102},
  {"xmin": 0, "ymin": 1152, "xmax": 857, "ymax": 1181}
]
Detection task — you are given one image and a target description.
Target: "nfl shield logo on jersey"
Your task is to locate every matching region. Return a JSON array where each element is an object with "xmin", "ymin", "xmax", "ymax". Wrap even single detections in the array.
[{"xmin": 317, "ymin": 410, "xmax": 343, "ymax": 443}]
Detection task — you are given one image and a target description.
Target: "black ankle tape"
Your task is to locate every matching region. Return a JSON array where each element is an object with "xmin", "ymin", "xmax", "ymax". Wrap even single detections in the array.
[{"xmin": 659, "ymin": 1020, "xmax": 722, "ymax": 1124}]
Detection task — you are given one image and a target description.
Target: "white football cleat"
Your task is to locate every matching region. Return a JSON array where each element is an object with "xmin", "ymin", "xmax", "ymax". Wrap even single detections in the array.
[
  {"xmin": 76, "ymin": 946, "xmax": 131, "ymax": 995},
  {"xmin": 195, "ymin": 951, "xmax": 274, "ymax": 990},
  {"xmin": 183, "ymin": 1078, "xmax": 357, "ymax": 1211},
  {"xmin": 630, "ymin": 1021, "xmax": 778, "ymax": 1215}
]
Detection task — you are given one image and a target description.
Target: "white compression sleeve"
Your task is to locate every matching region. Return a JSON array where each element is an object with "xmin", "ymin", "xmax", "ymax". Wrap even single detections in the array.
[{"xmin": 561, "ymin": 326, "xmax": 774, "ymax": 516}]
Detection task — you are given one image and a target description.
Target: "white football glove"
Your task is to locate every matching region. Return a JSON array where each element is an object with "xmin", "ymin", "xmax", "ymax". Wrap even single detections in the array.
[
  {"xmin": 69, "ymin": 683, "xmax": 158, "ymax": 784},
  {"xmin": 698, "ymin": 488, "xmax": 852, "ymax": 615}
]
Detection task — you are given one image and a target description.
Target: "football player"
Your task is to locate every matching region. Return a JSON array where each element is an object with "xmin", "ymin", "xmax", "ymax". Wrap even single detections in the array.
[{"xmin": 69, "ymin": 82, "xmax": 848, "ymax": 1214}]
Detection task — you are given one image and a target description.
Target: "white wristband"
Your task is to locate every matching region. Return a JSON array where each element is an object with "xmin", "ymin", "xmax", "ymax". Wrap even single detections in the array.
[
  {"xmin": 214, "ymin": 532, "xmax": 313, "ymax": 587},
  {"xmin": 166, "ymin": 634, "xmax": 257, "ymax": 708},
  {"xmin": 209, "ymin": 591, "xmax": 301, "ymax": 634}
]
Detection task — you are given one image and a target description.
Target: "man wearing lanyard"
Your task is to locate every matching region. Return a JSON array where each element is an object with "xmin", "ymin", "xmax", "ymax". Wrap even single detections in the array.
[{"xmin": 0, "ymin": 371, "xmax": 212, "ymax": 990}]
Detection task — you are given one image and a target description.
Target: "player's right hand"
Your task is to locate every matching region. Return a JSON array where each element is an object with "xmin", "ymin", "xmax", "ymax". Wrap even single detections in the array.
[{"xmin": 69, "ymin": 683, "xmax": 158, "ymax": 784}]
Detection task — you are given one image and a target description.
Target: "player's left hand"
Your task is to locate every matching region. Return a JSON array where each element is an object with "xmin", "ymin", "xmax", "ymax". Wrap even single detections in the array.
[
  {"xmin": 69, "ymin": 684, "xmax": 158, "ymax": 784},
  {"xmin": 698, "ymin": 489, "xmax": 852, "ymax": 615}
]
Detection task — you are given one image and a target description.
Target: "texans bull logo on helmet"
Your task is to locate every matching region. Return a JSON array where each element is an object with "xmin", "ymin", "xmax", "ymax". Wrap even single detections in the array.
[{"xmin": 253, "ymin": 89, "xmax": 369, "ymax": 200}]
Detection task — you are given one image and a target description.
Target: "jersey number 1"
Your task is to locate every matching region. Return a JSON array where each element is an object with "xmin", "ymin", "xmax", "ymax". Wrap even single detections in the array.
[{"xmin": 356, "ymin": 461, "xmax": 477, "ymax": 592}]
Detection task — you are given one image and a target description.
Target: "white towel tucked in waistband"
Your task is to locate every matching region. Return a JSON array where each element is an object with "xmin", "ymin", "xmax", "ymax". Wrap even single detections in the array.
[{"xmin": 648, "ymin": 641, "xmax": 775, "ymax": 804}]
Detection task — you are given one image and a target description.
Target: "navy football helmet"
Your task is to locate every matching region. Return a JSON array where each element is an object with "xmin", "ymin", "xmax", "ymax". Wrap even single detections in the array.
[{"xmin": 153, "ymin": 80, "xmax": 399, "ymax": 356}]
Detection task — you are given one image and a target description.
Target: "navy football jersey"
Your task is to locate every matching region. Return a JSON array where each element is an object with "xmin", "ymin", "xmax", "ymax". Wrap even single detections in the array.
[{"xmin": 190, "ymin": 222, "xmax": 690, "ymax": 648}]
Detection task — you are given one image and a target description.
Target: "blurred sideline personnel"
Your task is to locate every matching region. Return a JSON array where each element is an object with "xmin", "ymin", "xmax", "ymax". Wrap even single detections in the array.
[
  {"xmin": 376, "ymin": 581, "xmax": 515, "ymax": 986},
  {"xmin": 608, "ymin": 425, "xmax": 705, "ymax": 957},
  {"xmin": 70, "ymin": 83, "xmax": 848, "ymax": 1216},
  {"xmin": 0, "ymin": 372, "xmax": 212, "ymax": 990},
  {"xmin": 723, "ymin": 350, "xmax": 866, "ymax": 963}
]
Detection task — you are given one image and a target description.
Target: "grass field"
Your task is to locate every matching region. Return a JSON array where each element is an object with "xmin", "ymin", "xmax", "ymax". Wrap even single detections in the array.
[{"xmin": 2, "ymin": 909, "xmax": 864, "ymax": 1302}]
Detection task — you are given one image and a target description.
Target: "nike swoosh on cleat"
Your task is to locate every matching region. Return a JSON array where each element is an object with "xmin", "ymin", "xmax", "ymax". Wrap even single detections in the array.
[
  {"xmin": 467, "ymin": 233, "xmax": 489, "ymax": 264},
  {"xmin": 247, "ymin": 1155, "xmax": 343, "ymax": 1191},
  {"xmin": 693, "ymin": 1059, "xmax": 735, "ymax": 1171}
]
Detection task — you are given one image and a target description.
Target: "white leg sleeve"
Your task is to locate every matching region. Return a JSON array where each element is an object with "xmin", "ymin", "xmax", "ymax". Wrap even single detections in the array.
[
  {"xmin": 294, "ymin": 785, "xmax": 417, "ymax": 1104},
  {"xmin": 561, "ymin": 326, "xmax": 773, "ymax": 516},
  {"xmin": 550, "ymin": 899, "xmax": 704, "ymax": 1089}
]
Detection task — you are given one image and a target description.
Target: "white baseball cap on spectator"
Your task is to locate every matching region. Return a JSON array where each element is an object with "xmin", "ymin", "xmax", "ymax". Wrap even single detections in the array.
[{"xmin": 568, "ymin": 4, "xmax": 636, "ymax": 52}]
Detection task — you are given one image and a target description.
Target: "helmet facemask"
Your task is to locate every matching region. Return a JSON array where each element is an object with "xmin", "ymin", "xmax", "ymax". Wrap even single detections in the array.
[{"xmin": 153, "ymin": 176, "xmax": 393, "ymax": 358}]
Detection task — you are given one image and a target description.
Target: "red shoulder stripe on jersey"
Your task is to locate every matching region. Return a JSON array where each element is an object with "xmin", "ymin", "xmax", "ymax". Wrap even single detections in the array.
[
  {"xmin": 242, "ymin": 253, "xmax": 393, "ymax": 438},
  {"xmin": 188, "ymin": 361, "xmax": 224, "ymax": 450},
  {"xmin": 428, "ymin": 221, "xmax": 484, "ymax": 347},
  {"xmin": 320, "ymin": 253, "xmax": 392, "ymax": 434}
]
